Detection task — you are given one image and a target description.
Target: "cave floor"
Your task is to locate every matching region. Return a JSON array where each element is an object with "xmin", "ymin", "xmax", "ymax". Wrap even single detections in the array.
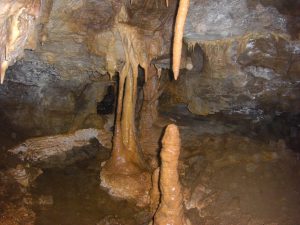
[
  {"xmin": 1, "ymin": 105, "xmax": 300, "ymax": 225},
  {"xmin": 157, "ymin": 105, "xmax": 300, "ymax": 225}
]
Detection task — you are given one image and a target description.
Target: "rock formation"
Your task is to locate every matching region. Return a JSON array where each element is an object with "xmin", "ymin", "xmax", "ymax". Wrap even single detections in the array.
[
  {"xmin": 8, "ymin": 128, "xmax": 112, "ymax": 168},
  {"xmin": 0, "ymin": 0, "xmax": 41, "ymax": 83},
  {"xmin": 153, "ymin": 124, "xmax": 189, "ymax": 225},
  {"xmin": 100, "ymin": 6, "xmax": 161, "ymax": 207},
  {"xmin": 162, "ymin": 0, "xmax": 300, "ymax": 118},
  {"xmin": 173, "ymin": 0, "xmax": 190, "ymax": 80},
  {"xmin": 99, "ymin": 0, "xmax": 191, "ymax": 206}
]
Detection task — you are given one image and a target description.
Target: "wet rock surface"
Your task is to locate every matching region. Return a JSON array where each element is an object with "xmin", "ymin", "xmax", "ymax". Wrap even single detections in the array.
[
  {"xmin": 32, "ymin": 156, "xmax": 151, "ymax": 225},
  {"xmin": 0, "ymin": 168, "xmax": 37, "ymax": 225},
  {"xmin": 1, "ymin": 105, "xmax": 300, "ymax": 225},
  {"xmin": 157, "ymin": 106, "xmax": 300, "ymax": 225}
]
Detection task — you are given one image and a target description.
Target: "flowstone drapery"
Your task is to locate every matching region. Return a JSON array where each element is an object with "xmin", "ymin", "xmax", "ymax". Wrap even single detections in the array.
[
  {"xmin": 100, "ymin": 0, "xmax": 190, "ymax": 207},
  {"xmin": 100, "ymin": 13, "xmax": 154, "ymax": 207}
]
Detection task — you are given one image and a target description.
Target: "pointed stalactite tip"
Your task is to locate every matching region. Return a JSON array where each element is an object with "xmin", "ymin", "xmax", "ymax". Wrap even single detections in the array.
[
  {"xmin": 1, "ymin": 61, "xmax": 9, "ymax": 84},
  {"xmin": 173, "ymin": 71, "xmax": 179, "ymax": 80}
]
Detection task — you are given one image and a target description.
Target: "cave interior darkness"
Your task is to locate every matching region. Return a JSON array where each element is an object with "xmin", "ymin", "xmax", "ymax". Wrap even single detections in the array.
[{"xmin": 0, "ymin": 0, "xmax": 300, "ymax": 225}]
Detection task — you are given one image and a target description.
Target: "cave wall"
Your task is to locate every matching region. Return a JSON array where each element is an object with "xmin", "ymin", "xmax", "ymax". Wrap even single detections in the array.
[
  {"xmin": 1, "ymin": 0, "xmax": 299, "ymax": 136},
  {"xmin": 161, "ymin": 0, "xmax": 300, "ymax": 117},
  {"xmin": 0, "ymin": 51, "xmax": 112, "ymax": 136},
  {"xmin": 0, "ymin": 0, "xmax": 175, "ymax": 136},
  {"xmin": 0, "ymin": 0, "xmax": 123, "ymax": 136}
]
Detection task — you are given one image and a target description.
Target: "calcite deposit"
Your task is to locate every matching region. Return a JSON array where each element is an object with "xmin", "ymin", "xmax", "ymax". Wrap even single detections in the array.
[
  {"xmin": 153, "ymin": 124, "xmax": 189, "ymax": 225},
  {"xmin": 8, "ymin": 128, "xmax": 112, "ymax": 168},
  {"xmin": 0, "ymin": 0, "xmax": 41, "ymax": 83},
  {"xmin": 172, "ymin": 0, "xmax": 190, "ymax": 80},
  {"xmin": 100, "ymin": 3, "xmax": 172, "ymax": 207}
]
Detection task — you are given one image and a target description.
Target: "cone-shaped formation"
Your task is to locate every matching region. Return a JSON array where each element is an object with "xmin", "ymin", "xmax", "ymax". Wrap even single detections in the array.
[
  {"xmin": 172, "ymin": 0, "xmax": 190, "ymax": 80},
  {"xmin": 153, "ymin": 124, "xmax": 189, "ymax": 225}
]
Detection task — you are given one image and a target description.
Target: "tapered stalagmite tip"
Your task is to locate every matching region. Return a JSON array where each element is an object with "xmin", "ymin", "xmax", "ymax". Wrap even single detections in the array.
[{"xmin": 162, "ymin": 124, "xmax": 180, "ymax": 147}]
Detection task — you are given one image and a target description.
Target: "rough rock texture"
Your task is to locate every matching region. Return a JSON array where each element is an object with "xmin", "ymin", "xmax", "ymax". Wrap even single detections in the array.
[
  {"xmin": 161, "ymin": 0, "xmax": 300, "ymax": 117},
  {"xmin": 153, "ymin": 124, "xmax": 188, "ymax": 225},
  {"xmin": 0, "ymin": 0, "xmax": 175, "ymax": 138},
  {"xmin": 7, "ymin": 164, "xmax": 43, "ymax": 187},
  {"xmin": 34, "ymin": 0, "xmax": 174, "ymax": 79},
  {"xmin": 0, "ymin": 0, "xmax": 120, "ymax": 138},
  {"xmin": 8, "ymin": 128, "xmax": 112, "ymax": 168},
  {"xmin": 0, "ymin": 51, "xmax": 114, "ymax": 136},
  {"xmin": 185, "ymin": 0, "xmax": 287, "ymax": 38},
  {"xmin": 35, "ymin": 0, "xmax": 115, "ymax": 78}
]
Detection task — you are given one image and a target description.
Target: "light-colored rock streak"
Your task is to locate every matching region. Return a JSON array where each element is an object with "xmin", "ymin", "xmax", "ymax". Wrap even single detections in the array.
[
  {"xmin": 173, "ymin": 0, "xmax": 189, "ymax": 80},
  {"xmin": 8, "ymin": 128, "xmax": 112, "ymax": 164},
  {"xmin": 0, "ymin": 0, "xmax": 41, "ymax": 84}
]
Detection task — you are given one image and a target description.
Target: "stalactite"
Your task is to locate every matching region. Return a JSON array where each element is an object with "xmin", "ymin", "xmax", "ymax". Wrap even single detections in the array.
[
  {"xmin": 152, "ymin": 124, "xmax": 189, "ymax": 225},
  {"xmin": 0, "ymin": 60, "xmax": 9, "ymax": 84},
  {"xmin": 173, "ymin": 0, "xmax": 190, "ymax": 80}
]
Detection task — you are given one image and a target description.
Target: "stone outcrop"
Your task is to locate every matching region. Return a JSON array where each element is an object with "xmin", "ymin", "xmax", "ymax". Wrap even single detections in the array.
[
  {"xmin": 0, "ymin": 0, "xmax": 175, "ymax": 137},
  {"xmin": 0, "ymin": 51, "xmax": 114, "ymax": 136},
  {"xmin": 8, "ymin": 128, "xmax": 112, "ymax": 168},
  {"xmin": 161, "ymin": 0, "xmax": 300, "ymax": 117}
]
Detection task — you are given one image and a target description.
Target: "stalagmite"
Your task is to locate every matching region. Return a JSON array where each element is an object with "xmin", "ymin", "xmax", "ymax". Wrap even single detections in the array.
[
  {"xmin": 172, "ymin": 0, "xmax": 190, "ymax": 80},
  {"xmin": 153, "ymin": 124, "xmax": 189, "ymax": 225}
]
